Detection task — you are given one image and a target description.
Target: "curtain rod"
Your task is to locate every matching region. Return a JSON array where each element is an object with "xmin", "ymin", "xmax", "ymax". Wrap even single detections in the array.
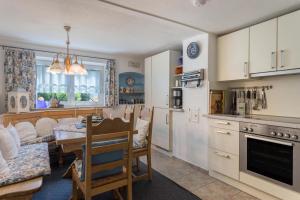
[{"xmin": 0, "ymin": 44, "xmax": 114, "ymax": 61}]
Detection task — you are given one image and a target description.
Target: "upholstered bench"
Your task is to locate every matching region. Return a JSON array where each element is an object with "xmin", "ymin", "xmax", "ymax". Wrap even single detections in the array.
[{"xmin": 0, "ymin": 143, "xmax": 51, "ymax": 187}]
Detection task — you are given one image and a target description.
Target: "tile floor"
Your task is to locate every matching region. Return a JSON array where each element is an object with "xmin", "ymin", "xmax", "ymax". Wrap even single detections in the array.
[{"xmin": 141, "ymin": 149, "xmax": 260, "ymax": 200}]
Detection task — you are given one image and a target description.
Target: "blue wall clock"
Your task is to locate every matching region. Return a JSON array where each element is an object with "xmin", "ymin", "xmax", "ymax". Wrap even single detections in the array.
[{"xmin": 187, "ymin": 42, "xmax": 200, "ymax": 59}]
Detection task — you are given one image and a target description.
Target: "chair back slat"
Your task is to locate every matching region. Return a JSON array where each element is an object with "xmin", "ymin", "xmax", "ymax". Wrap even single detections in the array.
[
  {"xmin": 91, "ymin": 131, "xmax": 129, "ymax": 142},
  {"xmin": 88, "ymin": 114, "xmax": 134, "ymax": 135},
  {"xmin": 92, "ymin": 159, "xmax": 128, "ymax": 174},
  {"xmin": 91, "ymin": 141, "xmax": 128, "ymax": 155}
]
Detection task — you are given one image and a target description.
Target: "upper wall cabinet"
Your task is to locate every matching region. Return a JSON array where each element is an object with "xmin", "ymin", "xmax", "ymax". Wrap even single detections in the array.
[
  {"xmin": 217, "ymin": 28, "xmax": 250, "ymax": 81},
  {"xmin": 278, "ymin": 10, "xmax": 300, "ymax": 70},
  {"xmin": 144, "ymin": 50, "xmax": 180, "ymax": 109},
  {"xmin": 250, "ymin": 19, "xmax": 277, "ymax": 74},
  {"xmin": 151, "ymin": 51, "xmax": 171, "ymax": 109}
]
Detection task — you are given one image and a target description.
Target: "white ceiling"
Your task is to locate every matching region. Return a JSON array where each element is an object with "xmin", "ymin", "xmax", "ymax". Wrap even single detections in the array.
[
  {"xmin": 0, "ymin": 0, "xmax": 201, "ymax": 57},
  {"xmin": 0, "ymin": 0, "xmax": 300, "ymax": 57},
  {"xmin": 107, "ymin": 0, "xmax": 300, "ymax": 34}
]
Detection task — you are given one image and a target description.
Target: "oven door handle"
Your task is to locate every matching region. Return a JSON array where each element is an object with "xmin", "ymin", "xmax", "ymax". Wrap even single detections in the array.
[{"xmin": 245, "ymin": 134, "xmax": 294, "ymax": 146}]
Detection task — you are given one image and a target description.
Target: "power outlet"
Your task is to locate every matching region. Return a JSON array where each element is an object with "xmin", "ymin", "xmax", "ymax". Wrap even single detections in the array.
[{"xmin": 188, "ymin": 108, "xmax": 200, "ymax": 123}]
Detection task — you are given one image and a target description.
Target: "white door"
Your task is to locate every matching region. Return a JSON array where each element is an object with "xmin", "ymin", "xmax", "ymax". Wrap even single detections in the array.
[
  {"xmin": 152, "ymin": 108, "xmax": 170, "ymax": 150},
  {"xmin": 250, "ymin": 19, "xmax": 277, "ymax": 74},
  {"xmin": 218, "ymin": 28, "xmax": 250, "ymax": 81},
  {"xmin": 278, "ymin": 10, "xmax": 300, "ymax": 70},
  {"xmin": 151, "ymin": 51, "xmax": 170, "ymax": 108},
  {"xmin": 144, "ymin": 57, "xmax": 152, "ymax": 107}
]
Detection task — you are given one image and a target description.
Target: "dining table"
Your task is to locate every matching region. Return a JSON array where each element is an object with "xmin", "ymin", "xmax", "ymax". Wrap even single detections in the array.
[{"xmin": 54, "ymin": 123, "xmax": 138, "ymax": 159}]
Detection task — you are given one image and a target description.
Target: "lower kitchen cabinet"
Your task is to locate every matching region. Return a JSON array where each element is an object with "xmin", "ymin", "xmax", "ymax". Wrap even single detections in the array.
[
  {"xmin": 209, "ymin": 118, "xmax": 240, "ymax": 180},
  {"xmin": 152, "ymin": 107, "xmax": 171, "ymax": 151},
  {"xmin": 209, "ymin": 149, "xmax": 239, "ymax": 180}
]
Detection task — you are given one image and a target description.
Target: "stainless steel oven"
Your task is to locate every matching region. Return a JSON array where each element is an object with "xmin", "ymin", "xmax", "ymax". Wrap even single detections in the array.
[{"xmin": 240, "ymin": 122, "xmax": 300, "ymax": 192}]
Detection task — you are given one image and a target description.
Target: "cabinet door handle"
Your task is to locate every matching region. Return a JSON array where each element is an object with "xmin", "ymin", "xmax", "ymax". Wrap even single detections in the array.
[
  {"xmin": 244, "ymin": 62, "xmax": 248, "ymax": 78},
  {"xmin": 271, "ymin": 52, "xmax": 276, "ymax": 69},
  {"xmin": 216, "ymin": 130, "xmax": 231, "ymax": 135},
  {"xmin": 280, "ymin": 50, "xmax": 285, "ymax": 68},
  {"xmin": 217, "ymin": 121, "xmax": 230, "ymax": 125},
  {"xmin": 214, "ymin": 151, "xmax": 231, "ymax": 159},
  {"xmin": 166, "ymin": 94, "xmax": 169, "ymax": 106},
  {"xmin": 165, "ymin": 114, "xmax": 168, "ymax": 125}
]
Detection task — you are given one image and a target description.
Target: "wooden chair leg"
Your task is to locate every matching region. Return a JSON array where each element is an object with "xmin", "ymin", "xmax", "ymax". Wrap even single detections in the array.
[
  {"xmin": 147, "ymin": 152, "xmax": 152, "ymax": 181},
  {"xmin": 136, "ymin": 157, "xmax": 140, "ymax": 172},
  {"xmin": 113, "ymin": 189, "xmax": 124, "ymax": 200},
  {"xmin": 72, "ymin": 179, "xmax": 79, "ymax": 200},
  {"xmin": 59, "ymin": 146, "xmax": 64, "ymax": 167},
  {"xmin": 127, "ymin": 184, "xmax": 132, "ymax": 200}
]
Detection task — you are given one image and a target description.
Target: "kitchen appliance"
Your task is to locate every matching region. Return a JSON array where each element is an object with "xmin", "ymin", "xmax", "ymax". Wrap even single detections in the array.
[
  {"xmin": 240, "ymin": 122, "xmax": 300, "ymax": 192},
  {"xmin": 172, "ymin": 89, "xmax": 182, "ymax": 109}
]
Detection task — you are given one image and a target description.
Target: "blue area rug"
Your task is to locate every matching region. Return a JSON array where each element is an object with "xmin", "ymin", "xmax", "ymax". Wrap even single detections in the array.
[{"xmin": 33, "ymin": 160, "xmax": 201, "ymax": 200}]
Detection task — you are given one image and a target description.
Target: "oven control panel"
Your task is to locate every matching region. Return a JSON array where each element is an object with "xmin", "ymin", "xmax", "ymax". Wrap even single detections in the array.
[
  {"xmin": 268, "ymin": 126, "xmax": 300, "ymax": 141},
  {"xmin": 240, "ymin": 122, "xmax": 300, "ymax": 142}
]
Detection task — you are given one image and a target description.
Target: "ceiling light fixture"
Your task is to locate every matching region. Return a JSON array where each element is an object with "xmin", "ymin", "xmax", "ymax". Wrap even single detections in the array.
[
  {"xmin": 192, "ymin": 0, "xmax": 209, "ymax": 7},
  {"xmin": 47, "ymin": 26, "xmax": 88, "ymax": 75}
]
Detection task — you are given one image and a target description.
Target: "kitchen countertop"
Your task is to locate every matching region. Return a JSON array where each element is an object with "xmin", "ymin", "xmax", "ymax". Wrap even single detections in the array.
[{"xmin": 204, "ymin": 114, "xmax": 300, "ymax": 129}]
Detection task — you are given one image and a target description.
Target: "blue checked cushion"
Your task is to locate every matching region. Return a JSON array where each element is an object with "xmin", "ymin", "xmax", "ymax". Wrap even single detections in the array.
[
  {"xmin": 0, "ymin": 143, "xmax": 51, "ymax": 186},
  {"xmin": 79, "ymin": 139, "xmax": 127, "ymax": 181}
]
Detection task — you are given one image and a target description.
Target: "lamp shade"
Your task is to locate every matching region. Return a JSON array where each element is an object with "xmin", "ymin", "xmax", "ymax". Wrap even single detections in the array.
[{"xmin": 47, "ymin": 56, "xmax": 63, "ymax": 74}]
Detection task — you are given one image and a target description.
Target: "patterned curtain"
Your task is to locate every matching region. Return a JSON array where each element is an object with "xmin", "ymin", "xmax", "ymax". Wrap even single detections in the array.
[
  {"xmin": 4, "ymin": 48, "xmax": 36, "ymax": 110},
  {"xmin": 104, "ymin": 60, "xmax": 117, "ymax": 107}
]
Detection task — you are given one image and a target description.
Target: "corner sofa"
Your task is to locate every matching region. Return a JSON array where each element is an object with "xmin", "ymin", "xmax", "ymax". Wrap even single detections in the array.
[{"xmin": 0, "ymin": 107, "xmax": 103, "ymax": 199}]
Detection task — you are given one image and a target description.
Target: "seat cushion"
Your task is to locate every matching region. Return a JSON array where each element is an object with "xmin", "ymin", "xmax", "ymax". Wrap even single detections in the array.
[
  {"xmin": 35, "ymin": 117, "xmax": 58, "ymax": 137},
  {"xmin": 80, "ymin": 139, "xmax": 127, "ymax": 181},
  {"xmin": 15, "ymin": 122, "xmax": 37, "ymax": 142},
  {"xmin": 0, "ymin": 143, "xmax": 51, "ymax": 186},
  {"xmin": 7, "ymin": 123, "xmax": 21, "ymax": 149},
  {"xmin": 133, "ymin": 118, "xmax": 150, "ymax": 149},
  {"xmin": 0, "ymin": 128, "xmax": 18, "ymax": 160}
]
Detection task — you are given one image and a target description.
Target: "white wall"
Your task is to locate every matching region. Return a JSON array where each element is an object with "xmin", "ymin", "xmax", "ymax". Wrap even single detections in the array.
[
  {"xmin": 173, "ymin": 34, "xmax": 216, "ymax": 170},
  {"xmin": 0, "ymin": 38, "xmax": 144, "ymax": 114}
]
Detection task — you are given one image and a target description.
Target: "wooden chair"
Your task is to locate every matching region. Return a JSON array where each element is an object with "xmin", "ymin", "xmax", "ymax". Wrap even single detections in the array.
[
  {"xmin": 71, "ymin": 113, "xmax": 134, "ymax": 200},
  {"xmin": 123, "ymin": 105, "xmax": 135, "ymax": 121},
  {"xmin": 132, "ymin": 106, "xmax": 154, "ymax": 182}
]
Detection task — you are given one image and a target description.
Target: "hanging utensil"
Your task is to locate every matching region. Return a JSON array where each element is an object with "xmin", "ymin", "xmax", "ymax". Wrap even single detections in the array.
[{"xmin": 261, "ymin": 87, "xmax": 267, "ymax": 109}]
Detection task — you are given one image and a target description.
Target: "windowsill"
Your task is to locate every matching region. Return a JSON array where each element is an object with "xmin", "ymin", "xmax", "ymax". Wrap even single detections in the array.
[{"xmin": 32, "ymin": 105, "xmax": 106, "ymax": 111}]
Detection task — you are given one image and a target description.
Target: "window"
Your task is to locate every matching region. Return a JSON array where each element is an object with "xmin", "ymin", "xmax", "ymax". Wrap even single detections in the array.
[{"xmin": 36, "ymin": 56, "xmax": 105, "ymax": 109}]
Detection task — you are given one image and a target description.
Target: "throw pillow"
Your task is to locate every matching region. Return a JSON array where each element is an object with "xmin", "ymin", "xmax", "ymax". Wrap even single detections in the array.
[
  {"xmin": 36, "ymin": 118, "xmax": 58, "ymax": 137},
  {"xmin": 133, "ymin": 118, "xmax": 150, "ymax": 148},
  {"xmin": 15, "ymin": 122, "xmax": 37, "ymax": 142},
  {"xmin": 0, "ymin": 151, "xmax": 10, "ymax": 178},
  {"xmin": 7, "ymin": 123, "xmax": 21, "ymax": 149},
  {"xmin": 0, "ymin": 128, "xmax": 18, "ymax": 160}
]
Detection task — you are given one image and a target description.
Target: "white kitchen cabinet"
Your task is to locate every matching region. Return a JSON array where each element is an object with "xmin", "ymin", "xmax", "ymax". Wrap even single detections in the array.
[
  {"xmin": 144, "ymin": 50, "xmax": 180, "ymax": 151},
  {"xmin": 278, "ymin": 10, "xmax": 300, "ymax": 70},
  {"xmin": 209, "ymin": 149, "xmax": 239, "ymax": 180},
  {"xmin": 152, "ymin": 108, "xmax": 171, "ymax": 151},
  {"xmin": 144, "ymin": 57, "xmax": 152, "ymax": 108},
  {"xmin": 250, "ymin": 19, "xmax": 277, "ymax": 74},
  {"xmin": 217, "ymin": 28, "xmax": 250, "ymax": 81},
  {"xmin": 151, "ymin": 51, "xmax": 170, "ymax": 109},
  {"xmin": 208, "ymin": 118, "xmax": 240, "ymax": 180}
]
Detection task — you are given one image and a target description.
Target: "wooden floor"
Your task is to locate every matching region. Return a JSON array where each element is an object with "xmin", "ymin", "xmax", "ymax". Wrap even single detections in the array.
[{"xmin": 141, "ymin": 149, "xmax": 260, "ymax": 200}]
